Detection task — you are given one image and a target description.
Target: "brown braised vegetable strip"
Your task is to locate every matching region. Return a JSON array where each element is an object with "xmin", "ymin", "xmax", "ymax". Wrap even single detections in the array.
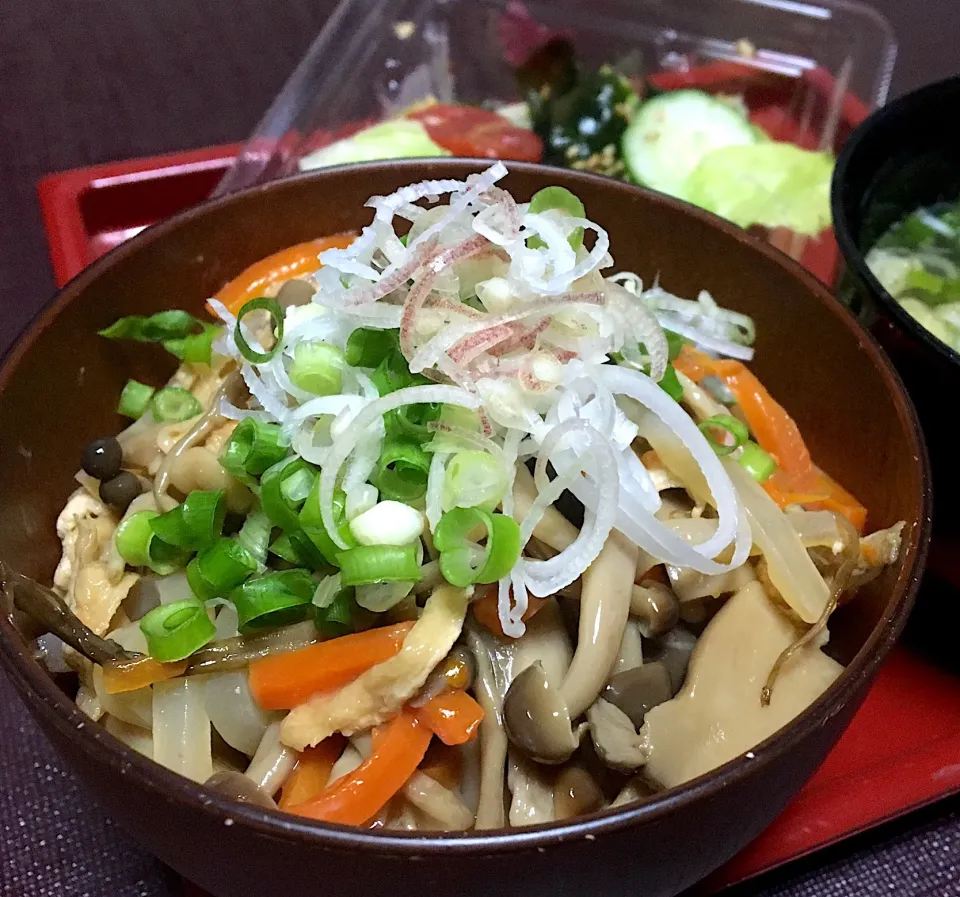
[
  {"xmin": 760, "ymin": 514, "xmax": 859, "ymax": 706},
  {"xmin": 0, "ymin": 562, "xmax": 138, "ymax": 665}
]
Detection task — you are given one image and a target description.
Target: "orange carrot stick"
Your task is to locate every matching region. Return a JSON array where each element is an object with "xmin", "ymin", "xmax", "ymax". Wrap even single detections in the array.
[
  {"xmin": 248, "ymin": 622, "xmax": 414, "ymax": 710},
  {"xmin": 100, "ymin": 657, "xmax": 188, "ymax": 694},
  {"xmin": 209, "ymin": 234, "xmax": 355, "ymax": 317},
  {"xmin": 413, "ymin": 690, "xmax": 485, "ymax": 745},
  {"xmin": 279, "ymin": 735, "xmax": 346, "ymax": 809},
  {"xmin": 471, "ymin": 585, "xmax": 545, "ymax": 637},
  {"xmin": 710, "ymin": 360, "xmax": 816, "ymax": 487},
  {"xmin": 674, "ymin": 346, "xmax": 868, "ymax": 530},
  {"xmin": 285, "ymin": 710, "xmax": 431, "ymax": 825}
]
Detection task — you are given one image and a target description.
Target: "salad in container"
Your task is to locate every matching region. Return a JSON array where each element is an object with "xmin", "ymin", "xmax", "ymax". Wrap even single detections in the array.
[{"xmin": 216, "ymin": 0, "xmax": 896, "ymax": 273}]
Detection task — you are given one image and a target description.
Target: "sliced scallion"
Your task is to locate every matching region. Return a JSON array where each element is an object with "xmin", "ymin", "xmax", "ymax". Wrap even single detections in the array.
[
  {"xmin": 290, "ymin": 341, "xmax": 345, "ymax": 396},
  {"xmin": 139, "ymin": 598, "xmax": 216, "ymax": 662},
  {"xmin": 114, "ymin": 510, "xmax": 192, "ymax": 575},
  {"xmin": 373, "ymin": 439, "xmax": 431, "ymax": 502},
  {"xmin": 117, "ymin": 379, "xmax": 156, "ymax": 419},
  {"xmin": 149, "ymin": 490, "xmax": 226, "ymax": 550},
  {"xmin": 433, "ymin": 507, "xmax": 521, "ymax": 587},
  {"xmin": 738, "ymin": 440, "xmax": 777, "ymax": 482},
  {"xmin": 345, "ymin": 328, "xmax": 400, "ymax": 368},
  {"xmin": 443, "ymin": 451, "xmax": 507, "ymax": 511},
  {"xmin": 336, "ymin": 544, "xmax": 422, "ymax": 587},
  {"xmin": 260, "ymin": 457, "xmax": 318, "ymax": 532},
  {"xmin": 100, "ymin": 310, "xmax": 205, "ymax": 343},
  {"xmin": 315, "ymin": 587, "xmax": 355, "ymax": 637},
  {"xmin": 300, "ymin": 482, "xmax": 356, "ymax": 565},
  {"xmin": 230, "ymin": 569, "xmax": 315, "ymax": 633},
  {"xmin": 658, "ymin": 364, "xmax": 683, "ymax": 402},
  {"xmin": 528, "ymin": 186, "xmax": 586, "ymax": 250},
  {"xmin": 186, "ymin": 538, "xmax": 258, "ymax": 600},
  {"xmin": 235, "ymin": 297, "xmax": 283, "ymax": 364},
  {"xmin": 163, "ymin": 323, "xmax": 221, "ymax": 364},
  {"xmin": 219, "ymin": 418, "xmax": 289, "ymax": 479},
  {"xmin": 698, "ymin": 414, "xmax": 749, "ymax": 457},
  {"xmin": 149, "ymin": 387, "xmax": 202, "ymax": 423}
]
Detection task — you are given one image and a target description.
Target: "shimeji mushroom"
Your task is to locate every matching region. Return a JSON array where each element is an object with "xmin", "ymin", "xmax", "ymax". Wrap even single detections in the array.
[{"xmin": 503, "ymin": 530, "xmax": 638, "ymax": 764}]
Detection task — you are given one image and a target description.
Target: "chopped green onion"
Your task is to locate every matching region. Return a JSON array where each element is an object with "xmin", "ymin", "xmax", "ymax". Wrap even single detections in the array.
[
  {"xmin": 139, "ymin": 598, "xmax": 216, "ymax": 662},
  {"xmin": 186, "ymin": 538, "xmax": 258, "ymax": 600},
  {"xmin": 290, "ymin": 341, "xmax": 345, "ymax": 396},
  {"xmin": 149, "ymin": 490, "xmax": 226, "ymax": 550},
  {"xmin": 373, "ymin": 439, "xmax": 431, "ymax": 502},
  {"xmin": 300, "ymin": 482, "xmax": 356, "ymax": 565},
  {"xmin": 100, "ymin": 310, "xmax": 205, "ymax": 342},
  {"xmin": 219, "ymin": 418, "xmax": 289, "ymax": 479},
  {"xmin": 433, "ymin": 507, "xmax": 521, "ymax": 587},
  {"xmin": 738, "ymin": 440, "xmax": 777, "ymax": 482},
  {"xmin": 149, "ymin": 386, "xmax": 202, "ymax": 423},
  {"xmin": 237, "ymin": 509, "xmax": 272, "ymax": 565},
  {"xmin": 664, "ymin": 329, "xmax": 686, "ymax": 363},
  {"xmin": 443, "ymin": 451, "xmax": 507, "ymax": 511},
  {"xmin": 698, "ymin": 414, "xmax": 749, "ymax": 457},
  {"xmin": 260, "ymin": 457, "xmax": 318, "ymax": 532},
  {"xmin": 314, "ymin": 587, "xmax": 354, "ymax": 637},
  {"xmin": 115, "ymin": 510, "xmax": 192, "ymax": 575},
  {"xmin": 528, "ymin": 186, "xmax": 586, "ymax": 250},
  {"xmin": 117, "ymin": 379, "xmax": 156, "ymax": 419},
  {"xmin": 287, "ymin": 530, "xmax": 333, "ymax": 571},
  {"xmin": 336, "ymin": 544, "xmax": 422, "ymax": 587},
  {"xmin": 269, "ymin": 532, "xmax": 304, "ymax": 565},
  {"xmin": 658, "ymin": 364, "xmax": 683, "ymax": 402},
  {"xmin": 230, "ymin": 569, "xmax": 315, "ymax": 633},
  {"xmin": 163, "ymin": 323, "xmax": 221, "ymax": 364},
  {"xmin": 235, "ymin": 296, "xmax": 284, "ymax": 364},
  {"xmin": 345, "ymin": 328, "xmax": 400, "ymax": 368}
]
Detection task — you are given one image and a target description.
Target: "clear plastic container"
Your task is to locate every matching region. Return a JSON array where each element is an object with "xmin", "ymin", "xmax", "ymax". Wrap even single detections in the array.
[{"xmin": 215, "ymin": 0, "xmax": 897, "ymax": 207}]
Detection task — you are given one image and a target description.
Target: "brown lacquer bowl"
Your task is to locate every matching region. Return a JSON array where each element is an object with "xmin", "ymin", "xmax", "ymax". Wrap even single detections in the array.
[{"xmin": 0, "ymin": 161, "xmax": 930, "ymax": 897}]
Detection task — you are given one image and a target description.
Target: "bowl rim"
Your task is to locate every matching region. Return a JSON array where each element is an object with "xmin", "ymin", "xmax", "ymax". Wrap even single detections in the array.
[
  {"xmin": 831, "ymin": 73, "xmax": 960, "ymax": 368},
  {"xmin": 0, "ymin": 158, "xmax": 932, "ymax": 854}
]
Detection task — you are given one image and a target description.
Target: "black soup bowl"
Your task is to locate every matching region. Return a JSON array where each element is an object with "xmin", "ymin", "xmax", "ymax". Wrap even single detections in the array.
[{"xmin": 832, "ymin": 74, "xmax": 960, "ymax": 580}]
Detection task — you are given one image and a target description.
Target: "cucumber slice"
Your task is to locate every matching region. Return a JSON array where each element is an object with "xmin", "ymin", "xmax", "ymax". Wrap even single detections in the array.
[{"xmin": 621, "ymin": 90, "xmax": 758, "ymax": 200}]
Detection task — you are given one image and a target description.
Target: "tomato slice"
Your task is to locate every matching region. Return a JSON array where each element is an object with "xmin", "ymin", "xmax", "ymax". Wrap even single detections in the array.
[{"xmin": 408, "ymin": 104, "xmax": 543, "ymax": 163}]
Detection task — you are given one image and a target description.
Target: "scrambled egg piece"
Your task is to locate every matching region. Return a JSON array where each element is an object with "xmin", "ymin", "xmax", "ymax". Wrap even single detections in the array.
[
  {"xmin": 281, "ymin": 585, "xmax": 468, "ymax": 751},
  {"xmin": 54, "ymin": 488, "xmax": 138, "ymax": 635}
]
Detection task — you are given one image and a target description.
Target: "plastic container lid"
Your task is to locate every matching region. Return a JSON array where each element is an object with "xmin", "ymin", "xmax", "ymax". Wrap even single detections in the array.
[{"xmin": 215, "ymin": 0, "xmax": 897, "ymax": 243}]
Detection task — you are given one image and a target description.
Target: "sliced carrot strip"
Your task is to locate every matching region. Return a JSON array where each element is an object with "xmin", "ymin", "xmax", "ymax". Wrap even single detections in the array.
[
  {"xmin": 413, "ymin": 689, "xmax": 485, "ymax": 745},
  {"xmin": 673, "ymin": 345, "xmax": 717, "ymax": 382},
  {"xmin": 100, "ymin": 657, "xmax": 188, "ymax": 694},
  {"xmin": 208, "ymin": 234, "xmax": 355, "ymax": 317},
  {"xmin": 279, "ymin": 736, "xmax": 346, "ymax": 809},
  {"xmin": 710, "ymin": 360, "xmax": 816, "ymax": 487},
  {"xmin": 248, "ymin": 622, "xmax": 414, "ymax": 710},
  {"xmin": 285, "ymin": 710, "xmax": 431, "ymax": 825},
  {"xmin": 806, "ymin": 466, "xmax": 868, "ymax": 533},
  {"xmin": 675, "ymin": 345, "xmax": 868, "ymax": 530}
]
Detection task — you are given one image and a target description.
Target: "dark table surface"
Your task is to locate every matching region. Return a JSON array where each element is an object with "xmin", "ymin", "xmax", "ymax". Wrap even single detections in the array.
[{"xmin": 1, "ymin": 2, "xmax": 958, "ymax": 895}]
